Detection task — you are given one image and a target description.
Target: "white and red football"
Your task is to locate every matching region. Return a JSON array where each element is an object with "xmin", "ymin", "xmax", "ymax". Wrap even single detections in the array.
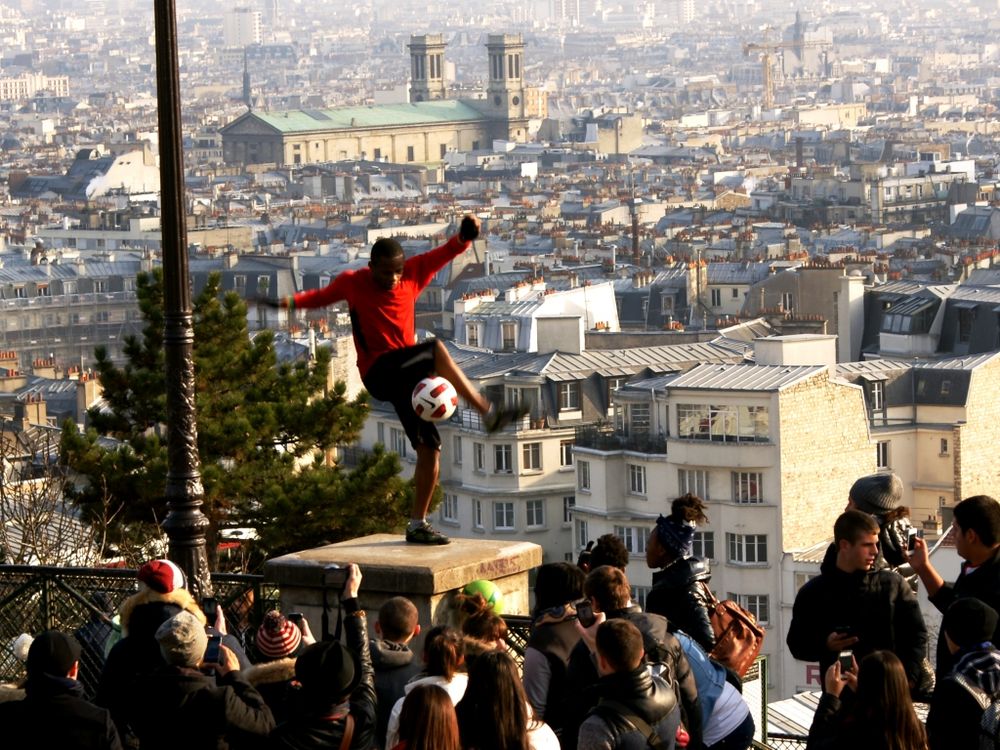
[{"xmin": 411, "ymin": 376, "xmax": 459, "ymax": 422}]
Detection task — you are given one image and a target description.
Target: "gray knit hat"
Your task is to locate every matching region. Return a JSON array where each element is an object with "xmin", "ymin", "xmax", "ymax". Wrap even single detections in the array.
[
  {"xmin": 850, "ymin": 472, "xmax": 903, "ymax": 515},
  {"xmin": 155, "ymin": 610, "xmax": 208, "ymax": 668}
]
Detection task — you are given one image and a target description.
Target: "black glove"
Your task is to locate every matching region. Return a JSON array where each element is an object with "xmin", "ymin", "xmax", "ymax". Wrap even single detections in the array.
[
  {"xmin": 256, "ymin": 295, "xmax": 282, "ymax": 309},
  {"xmin": 459, "ymin": 216, "xmax": 480, "ymax": 242}
]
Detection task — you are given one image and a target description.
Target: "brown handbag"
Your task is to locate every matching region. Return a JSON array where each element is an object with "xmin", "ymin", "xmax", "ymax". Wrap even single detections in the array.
[{"xmin": 700, "ymin": 582, "xmax": 765, "ymax": 677}]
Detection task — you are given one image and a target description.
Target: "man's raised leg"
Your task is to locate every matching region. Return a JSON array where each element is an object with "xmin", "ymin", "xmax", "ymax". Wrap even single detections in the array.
[{"xmin": 431, "ymin": 339, "xmax": 528, "ymax": 432}]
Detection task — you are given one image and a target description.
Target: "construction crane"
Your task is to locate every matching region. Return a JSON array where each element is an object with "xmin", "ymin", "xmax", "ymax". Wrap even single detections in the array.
[{"xmin": 743, "ymin": 37, "xmax": 830, "ymax": 110}]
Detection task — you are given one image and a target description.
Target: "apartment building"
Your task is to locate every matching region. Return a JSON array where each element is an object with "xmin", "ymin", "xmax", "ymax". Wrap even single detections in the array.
[
  {"xmin": 572, "ymin": 336, "xmax": 874, "ymax": 698},
  {"xmin": 356, "ymin": 338, "xmax": 742, "ymax": 565}
]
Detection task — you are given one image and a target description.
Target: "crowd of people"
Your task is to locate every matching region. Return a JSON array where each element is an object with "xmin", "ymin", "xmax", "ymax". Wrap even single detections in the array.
[{"xmin": 1, "ymin": 477, "xmax": 999, "ymax": 750}]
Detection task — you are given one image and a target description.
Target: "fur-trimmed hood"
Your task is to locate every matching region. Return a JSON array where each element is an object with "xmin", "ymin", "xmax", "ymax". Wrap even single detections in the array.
[
  {"xmin": 244, "ymin": 657, "xmax": 297, "ymax": 688},
  {"xmin": 119, "ymin": 586, "xmax": 206, "ymax": 637},
  {"xmin": 0, "ymin": 684, "xmax": 25, "ymax": 703}
]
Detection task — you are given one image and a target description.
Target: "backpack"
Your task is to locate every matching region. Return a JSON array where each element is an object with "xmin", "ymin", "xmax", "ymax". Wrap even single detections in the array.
[
  {"xmin": 953, "ymin": 673, "xmax": 1000, "ymax": 750},
  {"xmin": 699, "ymin": 583, "xmax": 764, "ymax": 678}
]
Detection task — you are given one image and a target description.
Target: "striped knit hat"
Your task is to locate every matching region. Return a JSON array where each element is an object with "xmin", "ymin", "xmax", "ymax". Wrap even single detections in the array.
[{"xmin": 256, "ymin": 610, "xmax": 303, "ymax": 661}]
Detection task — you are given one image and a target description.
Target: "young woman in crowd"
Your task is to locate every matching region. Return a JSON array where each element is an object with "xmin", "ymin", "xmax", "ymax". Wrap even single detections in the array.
[{"xmin": 391, "ymin": 683, "xmax": 461, "ymax": 750}]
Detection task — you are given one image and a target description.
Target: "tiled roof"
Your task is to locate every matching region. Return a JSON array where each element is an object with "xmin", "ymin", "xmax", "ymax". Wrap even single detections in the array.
[{"xmin": 241, "ymin": 101, "xmax": 488, "ymax": 134}]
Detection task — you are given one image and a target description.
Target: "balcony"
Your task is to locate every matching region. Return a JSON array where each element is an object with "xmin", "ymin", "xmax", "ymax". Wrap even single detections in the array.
[{"xmin": 574, "ymin": 424, "xmax": 667, "ymax": 455}]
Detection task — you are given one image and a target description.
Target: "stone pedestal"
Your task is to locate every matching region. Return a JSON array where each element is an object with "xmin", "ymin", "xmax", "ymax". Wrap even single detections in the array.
[{"xmin": 264, "ymin": 534, "xmax": 542, "ymax": 651}]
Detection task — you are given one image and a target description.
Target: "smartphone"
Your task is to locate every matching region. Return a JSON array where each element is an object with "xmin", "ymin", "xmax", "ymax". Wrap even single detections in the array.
[
  {"xmin": 204, "ymin": 634, "xmax": 222, "ymax": 665},
  {"xmin": 833, "ymin": 624, "xmax": 855, "ymax": 638},
  {"xmin": 201, "ymin": 597, "xmax": 219, "ymax": 621},
  {"xmin": 838, "ymin": 650, "xmax": 853, "ymax": 673},
  {"xmin": 576, "ymin": 599, "xmax": 596, "ymax": 628},
  {"xmin": 287, "ymin": 612, "xmax": 304, "ymax": 625},
  {"xmin": 907, "ymin": 528, "xmax": 923, "ymax": 552}
]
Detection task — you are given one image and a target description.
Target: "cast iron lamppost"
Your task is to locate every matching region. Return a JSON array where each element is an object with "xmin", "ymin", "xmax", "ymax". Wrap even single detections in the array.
[{"xmin": 154, "ymin": 0, "xmax": 212, "ymax": 597}]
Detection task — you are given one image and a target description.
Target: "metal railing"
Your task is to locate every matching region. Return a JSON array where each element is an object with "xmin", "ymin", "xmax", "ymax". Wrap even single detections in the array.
[
  {"xmin": 0, "ymin": 565, "xmax": 278, "ymax": 693},
  {"xmin": 574, "ymin": 424, "xmax": 668, "ymax": 454}
]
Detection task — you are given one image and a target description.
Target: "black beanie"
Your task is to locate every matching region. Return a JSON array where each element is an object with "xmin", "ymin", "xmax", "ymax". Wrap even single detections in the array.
[
  {"xmin": 26, "ymin": 630, "xmax": 81, "ymax": 677},
  {"xmin": 943, "ymin": 598, "xmax": 999, "ymax": 649}
]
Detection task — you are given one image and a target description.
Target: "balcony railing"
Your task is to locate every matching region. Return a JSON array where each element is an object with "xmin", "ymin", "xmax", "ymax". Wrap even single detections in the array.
[{"xmin": 574, "ymin": 425, "xmax": 667, "ymax": 455}]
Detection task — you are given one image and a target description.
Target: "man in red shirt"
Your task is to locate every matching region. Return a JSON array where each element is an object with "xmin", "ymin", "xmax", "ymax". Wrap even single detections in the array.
[{"xmin": 263, "ymin": 215, "xmax": 525, "ymax": 544}]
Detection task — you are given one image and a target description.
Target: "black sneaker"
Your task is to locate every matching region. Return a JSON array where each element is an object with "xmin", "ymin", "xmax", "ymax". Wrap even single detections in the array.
[
  {"xmin": 483, "ymin": 401, "xmax": 530, "ymax": 434},
  {"xmin": 405, "ymin": 521, "xmax": 450, "ymax": 545}
]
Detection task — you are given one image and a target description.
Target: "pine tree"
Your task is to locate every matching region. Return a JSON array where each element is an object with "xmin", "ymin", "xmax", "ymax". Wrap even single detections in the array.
[{"xmin": 60, "ymin": 269, "xmax": 413, "ymax": 567}]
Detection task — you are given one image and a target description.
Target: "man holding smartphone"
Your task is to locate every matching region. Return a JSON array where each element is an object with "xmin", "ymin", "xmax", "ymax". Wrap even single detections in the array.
[{"xmin": 787, "ymin": 510, "xmax": 927, "ymax": 696}]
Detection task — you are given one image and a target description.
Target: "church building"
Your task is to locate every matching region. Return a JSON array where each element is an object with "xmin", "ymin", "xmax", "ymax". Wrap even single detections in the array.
[{"xmin": 220, "ymin": 34, "xmax": 529, "ymax": 167}]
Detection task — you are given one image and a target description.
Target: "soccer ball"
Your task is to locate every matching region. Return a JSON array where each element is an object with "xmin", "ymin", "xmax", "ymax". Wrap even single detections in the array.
[
  {"xmin": 411, "ymin": 376, "xmax": 459, "ymax": 422},
  {"xmin": 463, "ymin": 579, "xmax": 504, "ymax": 615}
]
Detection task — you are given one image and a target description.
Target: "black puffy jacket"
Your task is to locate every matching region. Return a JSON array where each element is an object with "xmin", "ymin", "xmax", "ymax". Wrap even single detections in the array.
[
  {"xmin": 578, "ymin": 666, "xmax": 682, "ymax": 750},
  {"xmin": 645, "ymin": 557, "xmax": 715, "ymax": 653}
]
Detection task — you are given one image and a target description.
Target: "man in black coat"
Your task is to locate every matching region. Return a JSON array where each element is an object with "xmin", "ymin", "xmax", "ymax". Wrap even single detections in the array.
[
  {"xmin": 563, "ymin": 565, "xmax": 702, "ymax": 750},
  {"xmin": 787, "ymin": 509, "xmax": 927, "ymax": 691},
  {"xmin": 926, "ymin": 598, "xmax": 1000, "ymax": 750},
  {"xmin": 129, "ymin": 609, "xmax": 275, "ymax": 750},
  {"xmin": 0, "ymin": 630, "xmax": 122, "ymax": 749},
  {"xmin": 910, "ymin": 494, "xmax": 1000, "ymax": 680}
]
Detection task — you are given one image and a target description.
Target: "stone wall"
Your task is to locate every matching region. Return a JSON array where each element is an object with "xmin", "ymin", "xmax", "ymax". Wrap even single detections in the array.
[
  {"xmin": 955, "ymin": 357, "xmax": 1000, "ymax": 501},
  {"xmin": 778, "ymin": 371, "xmax": 875, "ymax": 551}
]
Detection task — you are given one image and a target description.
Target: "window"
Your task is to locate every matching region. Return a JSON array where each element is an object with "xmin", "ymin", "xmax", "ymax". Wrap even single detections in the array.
[
  {"xmin": 627, "ymin": 463, "xmax": 646, "ymax": 495},
  {"xmin": 563, "ymin": 495, "xmax": 575, "ymax": 524},
  {"xmin": 526, "ymin": 499, "xmax": 544, "ymax": 528},
  {"xmin": 727, "ymin": 533, "xmax": 768, "ymax": 564},
  {"xmin": 692, "ymin": 531, "xmax": 715, "ymax": 560},
  {"xmin": 781, "ymin": 292, "xmax": 793, "ymax": 312},
  {"xmin": 560, "ymin": 440, "xmax": 574, "ymax": 468},
  {"xmin": 473, "ymin": 499, "xmax": 483, "ymax": 529},
  {"xmin": 576, "ymin": 518, "xmax": 590, "ymax": 549},
  {"xmin": 678, "ymin": 469, "xmax": 709, "ymax": 499},
  {"xmin": 730, "ymin": 593, "xmax": 770, "ymax": 625},
  {"xmin": 501, "ymin": 321, "xmax": 517, "ymax": 350},
  {"xmin": 257, "ymin": 275, "xmax": 269, "ymax": 291},
  {"xmin": 614, "ymin": 526, "xmax": 647, "ymax": 555},
  {"xmin": 93, "ymin": 311, "xmax": 111, "ymax": 323},
  {"xmin": 606, "ymin": 377, "xmax": 627, "ymax": 405},
  {"xmin": 390, "ymin": 428, "xmax": 408, "ymax": 459},
  {"xmin": 522, "ymin": 442, "xmax": 541, "ymax": 471},
  {"xmin": 494, "ymin": 444, "xmax": 513, "ymax": 473},
  {"xmin": 37, "ymin": 285, "xmax": 49, "ymax": 297},
  {"xmin": 94, "ymin": 280, "xmax": 107, "ymax": 293},
  {"xmin": 234, "ymin": 275, "xmax": 246, "ymax": 290},
  {"xmin": 494, "ymin": 501, "xmax": 515, "ymax": 530},
  {"xmin": 439, "ymin": 144, "xmax": 446, "ymax": 158},
  {"xmin": 940, "ymin": 438, "xmax": 949, "ymax": 456},
  {"xmin": 627, "ymin": 403, "xmax": 651, "ymax": 435},
  {"xmin": 869, "ymin": 380, "xmax": 884, "ymax": 413},
  {"xmin": 377, "ymin": 422, "xmax": 384, "ymax": 445},
  {"xmin": 407, "ymin": 145, "xmax": 415, "ymax": 162},
  {"xmin": 958, "ymin": 308, "xmax": 974, "ymax": 343},
  {"xmin": 677, "ymin": 404, "xmax": 769, "ymax": 442},
  {"xmin": 632, "ymin": 585, "xmax": 650, "ymax": 610},
  {"xmin": 732, "ymin": 471, "xmax": 764, "ymax": 504},
  {"xmin": 578, "ymin": 460, "xmax": 591, "ymax": 491},
  {"xmin": 453, "ymin": 435, "xmax": 462, "ymax": 464},
  {"xmin": 473, "ymin": 442, "xmax": 485, "ymax": 472},
  {"xmin": 559, "ymin": 381, "xmax": 580, "ymax": 410},
  {"xmin": 14, "ymin": 286, "xmax": 25, "ymax": 298},
  {"xmin": 710, "ymin": 288, "xmax": 721, "ymax": 306},
  {"xmin": 442, "ymin": 493, "xmax": 458, "ymax": 522},
  {"xmin": 876, "ymin": 441, "xmax": 890, "ymax": 470},
  {"xmin": 794, "ymin": 572, "xmax": 818, "ymax": 592},
  {"xmin": 374, "ymin": 148, "xmax": 381, "ymax": 160},
  {"xmin": 467, "ymin": 323, "xmax": 480, "ymax": 347},
  {"xmin": 731, "ymin": 288, "xmax": 739, "ymax": 299}
]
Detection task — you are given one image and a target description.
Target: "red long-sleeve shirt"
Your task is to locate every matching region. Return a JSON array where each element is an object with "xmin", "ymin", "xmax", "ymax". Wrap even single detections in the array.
[{"xmin": 291, "ymin": 234, "xmax": 470, "ymax": 378}]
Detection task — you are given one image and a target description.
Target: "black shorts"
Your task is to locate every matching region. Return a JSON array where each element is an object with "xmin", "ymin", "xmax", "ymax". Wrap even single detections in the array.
[{"xmin": 363, "ymin": 340, "xmax": 441, "ymax": 451}]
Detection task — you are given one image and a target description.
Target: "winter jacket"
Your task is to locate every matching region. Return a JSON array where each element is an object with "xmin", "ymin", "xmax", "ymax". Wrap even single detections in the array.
[
  {"xmin": 820, "ymin": 513, "xmax": 917, "ymax": 589},
  {"xmin": 926, "ymin": 645, "xmax": 1000, "ymax": 750},
  {"xmin": 129, "ymin": 664, "xmax": 274, "ymax": 750},
  {"xmin": 564, "ymin": 606, "xmax": 702, "ymax": 750},
  {"xmin": 370, "ymin": 638, "xmax": 421, "ymax": 749},
  {"xmin": 523, "ymin": 614, "xmax": 581, "ymax": 737},
  {"xmin": 0, "ymin": 672, "xmax": 122, "ymax": 749},
  {"xmin": 929, "ymin": 545, "xmax": 1000, "ymax": 680},
  {"xmin": 269, "ymin": 602, "xmax": 377, "ymax": 750},
  {"xmin": 384, "ymin": 671, "xmax": 469, "ymax": 750},
  {"xmin": 577, "ymin": 665, "xmax": 681, "ymax": 750},
  {"xmin": 645, "ymin": 557, "xmax": 715, "ymax": 653},
  {"xmin": 786, "ymin": 553, "xmax": 927, "ymax": 688},
  {"xmin": 244, "ymin": 656, "xmax": 297, "ymax": 725}
]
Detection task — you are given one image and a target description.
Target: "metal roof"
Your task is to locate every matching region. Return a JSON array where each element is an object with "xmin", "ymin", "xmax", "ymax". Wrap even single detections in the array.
[
  {"xmin": 242, "ymin": 101, "xmax": 488, "ymax": 134},
  {"xmin": 465, "ymin": 299, "xmax": 543, "ymax": 319},
  {"xmin": 913, "ymin": 352, "xmax": 1000, "ymax": 371},
  {"xmin": 666, "ymin": 362, "xmax": 826, "ymax": 391}
]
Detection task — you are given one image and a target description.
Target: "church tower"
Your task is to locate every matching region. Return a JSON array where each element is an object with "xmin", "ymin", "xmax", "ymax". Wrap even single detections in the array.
[
  {"xmin": 485, "ymin": 34, "xmax": 528, "ymax": 141},
  {"xmin": 408, "ymin": 34, "xmax": 447, "ymax": 102}
]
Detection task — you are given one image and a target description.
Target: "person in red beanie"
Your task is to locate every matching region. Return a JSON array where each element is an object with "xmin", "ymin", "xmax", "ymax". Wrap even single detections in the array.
[
  {"xmin": 260, "ymin": 215, "xmax": 527, "ymax": 545},
  {"xmin": 245, "ymin": 610, "xmax": 316, "ymax": 724}
]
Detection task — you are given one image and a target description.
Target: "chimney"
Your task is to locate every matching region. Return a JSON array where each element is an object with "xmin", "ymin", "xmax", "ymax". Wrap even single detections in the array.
[
  {"xmin": 76, "ymin": 373, "xmax": 102, "ymax": 426},
  {"xmin": 15, "ymin": 392, "xmax": 47, "ymax": 426}
]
